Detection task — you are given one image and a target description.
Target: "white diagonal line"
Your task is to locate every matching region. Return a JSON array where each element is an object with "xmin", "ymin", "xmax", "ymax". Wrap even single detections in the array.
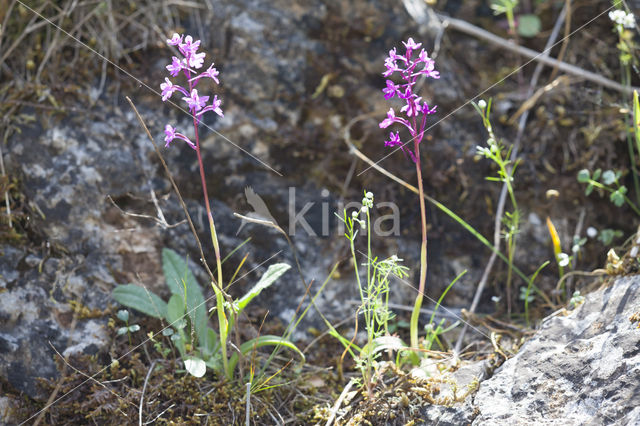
[{"xmin": 14, "ymin": 0, "xmax": 282, "ymax": 176}]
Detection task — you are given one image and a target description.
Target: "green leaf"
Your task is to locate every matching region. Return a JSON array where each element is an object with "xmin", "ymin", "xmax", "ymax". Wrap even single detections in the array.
[
  {"xmin": 204, "ymin": 354, "xmax": 223, "ymax": 372},
  {"xmin": 610, "ymin": 190, "xmax": 625, "ymax": 207},
  {"xmin": 184, "ymin": 357, "xmax": 206, "ymax": 378},
  {"xmin": 162, "ymin": 248, "xmax": 208, "ymax": 349},
  {"xmin": 577, "ymin": 169, "xmax": 590, "ymax": 183},
  {"xmin": 234, "ymin": 263, "xmax": 291, "ymax": 315},
  {"xmin": 112, "ymin": 284, "xmax": 167, "ymax": 319},
  {"xmin": 128, "ymin": 324, "xmax": 140, "ymax": 333},
  {"xmin": 117, "ymin": 327, "xmax": 129, "ymax": 336},
  {"xmin": 598, "ymin": 228, "xmax": 621, "ymax": 245},
  {"xmin": 167, "ymin": 294, "xmax": 185, "ymax": 325},
  {"xmin": 592, "ymin": 168, "xmax": 602, "ymax": 182},
  {"xmin": 602, "ymin": 170, "xmax": 616, "ymax": 185},
  {"xmin": 228, "ymin": 335, "xmax": 305, "ymax": 374},
  {"xmin": 585, "ymin": 183, "xmax": 594, "ymax": 196},
  {"xmin": 201, "ymin": 327, "xmax": 219, "ymax": 358},
  {"xmin": 517, "ymin": 14, "xmax": 541, "ymax": 37}
]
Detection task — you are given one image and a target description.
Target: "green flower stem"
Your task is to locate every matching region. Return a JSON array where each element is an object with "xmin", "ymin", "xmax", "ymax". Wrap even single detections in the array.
[
  {"xmin": 410, "ymin": 138, "xmax": 428, "ymax": 351},
  {"xmin": 365, "ymin": 208, "xmax": 374, "ymax": 393},
  {"xmin": 506, "ymin": 8, "xmax": 516, "ymax": 36},
  {"xmin": 189, "ymin": 81, "xmax": 230, "ymax": 379},
  {"xmin": 346, "ymin": 216, "xmax": 372, "ymax": 393},
  {"xmin": 499, "ymin": 159, "xmax": 518, "ymax": 316}
]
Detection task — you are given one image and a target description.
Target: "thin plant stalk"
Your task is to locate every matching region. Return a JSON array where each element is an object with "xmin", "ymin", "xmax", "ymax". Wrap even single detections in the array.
[
  {"xmin": 410, "ymin": 137, "xmax": 428, "ymax": 351},
  {"xmin": 524, "ymin": 261, "xmax": 549, "ymax": 327},
  {"xmin": 185, "ymin": 73, "xmax": 230, "ymax": 379}
]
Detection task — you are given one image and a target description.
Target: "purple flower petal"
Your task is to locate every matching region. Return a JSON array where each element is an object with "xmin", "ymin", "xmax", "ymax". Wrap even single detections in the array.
[
  {"xmin": 166, "ymin": 56, "xmax": 185, "ymax": 77},
  {"xmin": 382, "ymin": 80, "xmax": 398, "ymax": 100},
  {"xmin": 179, "ymin": 35, "xmax": 201, "ymax": 57},
  {"xmin": 188, "ymin": 51, "xmax": 206, "ymax": 69},
  {"xmin": 164, "ymin": 124, "xmax": 196, "ymax": 149},
  {"xmin": 164, "ymin": 124, "xmax": 176, "ymax": 145},
  {"xmin": 384, "ymin": 131, "xmax": 402, "ymax": 147},
  {"xmin": 160, "ymin": 78, "xmax": 178, "ymax": 101},
  {"xmin": 402, "ymin": 37, "xmax": 422, "ymax": 51},
  {"xmin": 379, "ymin": 108, "xmax": 397, "ymax": 129},
  {"xmin": 183, "ymin": 89, "xmax": 209, "ymax": 113},
  {"xmin": 204, "ymin": 64, "xmax": 220, "ymax": 84},
  {"xmin": 167, "ymin": 33, "xmax": 183, "ymax": 46},
  {"xmin": 198, "ymin": 95, "xmax": 224, "ymax": 118}
]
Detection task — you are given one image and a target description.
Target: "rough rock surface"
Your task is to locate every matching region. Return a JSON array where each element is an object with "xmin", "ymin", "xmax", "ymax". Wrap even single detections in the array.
[{"xmin": 471, "ymin": 276, "xmax": 640, "ymax": 425}]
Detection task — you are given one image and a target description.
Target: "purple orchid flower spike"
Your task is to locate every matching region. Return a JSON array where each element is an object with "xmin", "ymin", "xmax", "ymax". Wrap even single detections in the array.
[
  {"xmin": 160, "ymin": 32, "xmax": 224, "ymax": 148},
  {"xmin": 379, "ymin": 38, "xmax": 439, "ymax": 163}
]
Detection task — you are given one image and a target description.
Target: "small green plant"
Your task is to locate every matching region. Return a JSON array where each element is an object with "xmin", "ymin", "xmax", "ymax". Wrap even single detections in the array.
[
  {"xmin": 568, "ymin": 290, "xmax": 585, "ymax": 309},
  {"xmin": 598, "ymin": 228, "xmax": 624, "ymax": 245},
  {"xmin": 490, "ymin": 0, "xmax": 518, "ymax": 34},
  {"xmin": 490, "ymin": 0, "xmax": 541, "ymax": 38},
  {"xmin": 112, "ymin": 248, "xmax": 303, "ymax": 379},
  {"xmin": 115, "ymin": 309, "xmax": 140, "ymax": 345},
  {"xmin": 520, "ymin": 261, "xmax": 549, "ymax": 326},
  {"xmin": 474, "ymin": 99, "xmax": 521, "ymax": 314},
  {"xmin": 577, "ymin": 168, "xmax": 640, "ymax": 215},
  {"xmin": 333, "ymin": 191, "xmax": 409, "ymax": 396}
]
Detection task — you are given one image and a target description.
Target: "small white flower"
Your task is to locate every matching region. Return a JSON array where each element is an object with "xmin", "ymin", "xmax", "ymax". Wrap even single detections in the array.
[
  {"xmin": 476, "ymin": 145, "xmax": 490, "ymax": 156},
  {"xmin": 365, "ymin": 191, "xmax": 374, "ymax": 199},
  {"xmin": 623, "ymin": 13, "xmax": 636, "ymax": 28},
  {"xmin": 609, "ymin": 9, "xmax": 635, "ymax": 28},
  {"xmin": 587, "ymin": 227, "xmax": 598, "ymax": 238},
  {"xmin": 491, "ymin": 296, "xmax": 501, "ymax": 303},
  {"xmin": 557, "ymin": 252, "xmax": 571, "ymax": 267},
  {"xmin": 609, "ymin": 10, "xmax": 624, "ymax": 24},
  {"xmin": 478, "ymin": 99, "xmax": 487, "ymax": 109},
  {"xmin": 351, "ymin": 210, "xmax": 359, "ymax": 219},
  {"xmin": 361, "ymin": 206, "xmax": 369, "ymax": 214}
]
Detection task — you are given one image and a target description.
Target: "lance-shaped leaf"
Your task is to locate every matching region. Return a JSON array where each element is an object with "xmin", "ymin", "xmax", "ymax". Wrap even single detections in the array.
[{"xmin": 112, "ymin": 284, "xmax": 167, "ymax": 319}]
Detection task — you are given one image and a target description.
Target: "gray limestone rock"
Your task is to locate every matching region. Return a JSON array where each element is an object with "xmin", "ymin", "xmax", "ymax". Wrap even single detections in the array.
[{"xmin": 472, "ymin": 276, "xmax": 640, "ymax": 425}]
